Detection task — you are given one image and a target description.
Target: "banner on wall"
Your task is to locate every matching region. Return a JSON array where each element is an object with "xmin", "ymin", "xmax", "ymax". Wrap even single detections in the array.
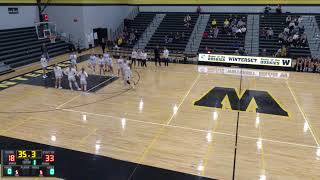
[{"xmin": 198, "ymin": 54, "xmax": 292, "ymax": 67}]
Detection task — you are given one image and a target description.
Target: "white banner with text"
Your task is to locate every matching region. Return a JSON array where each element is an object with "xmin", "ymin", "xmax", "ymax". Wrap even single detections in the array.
[{"xmin": 198, "ymin": 54, "xmax": 292, "ymax": 67}]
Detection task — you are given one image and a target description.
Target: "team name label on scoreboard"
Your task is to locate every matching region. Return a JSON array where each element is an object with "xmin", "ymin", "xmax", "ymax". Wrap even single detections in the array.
[{"xmin": 1, "ymin": 150, "xmax": 55, "ymax": 177}]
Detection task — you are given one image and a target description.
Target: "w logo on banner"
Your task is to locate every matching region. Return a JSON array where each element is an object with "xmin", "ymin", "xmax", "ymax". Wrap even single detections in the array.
[{"xmin": 282, "ymin": 59, "xmax": 291, "ymax": 66}]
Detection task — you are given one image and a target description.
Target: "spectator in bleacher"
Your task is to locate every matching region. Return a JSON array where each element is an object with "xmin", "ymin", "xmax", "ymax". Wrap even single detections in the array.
[
  {"xmin": 261, "ymin": 48, "xmax": 267, "ymax": 57},
  {"xmin": 214, "ymin": 27, "xmax": 219, "ymax": 38},
  {"xmin": 209, "ymin": 29, "xmax": 214, "ymax": 38},
  {"xmin": 293, "ymin": 32, "xmax": 300, "ymax": 46},
  {"xmin": 197, "ymin": 6, "xmax": 202, "ymax": 14},
  {"xmin": 232, "ymin": 26, "xmax": 241, "ymax": 38},
  {"xmin": 264, "ymin": 5, "xmax": 271, "ymax": 14},
  {"xmin": 298, "ymin": 16, "xmax": 303, "ymax": 24},
  {"xmin": 203, "ymin": 31, "xmax": 209, "ymax": 38},
  {"xmin": 275, "ymin": 46, "xmax": 287, "ymax": 57},
  {"xmin": 204, "ymin": 46, "xmax": 212, "ymax": 54},
  {"xmin": 300, "ymin": 33, "xmax": 307, "ymax": 47},
  {"xmin": 276, "ymin": 4, "xmax": 282, "ymax": 14},
  {"xmin": 117, "ymin": 36, "xmax": 123, "ymax": 46},
  {"xmin": 233, "ymin": 41, "xmax": 240, "ymax": 49},
  {"xmin": 164, "ymin": 35, "xmax": 169, "ymax": 44},
  {"xmin": 129, "ymin": 32, "xmax": 136, "ymax": 45},
  {"xmin": 238, "ymin": 47, "xmax": 247, "ymax": 56},
  {"xmin": 261, "ymin": 27, "xmax": 267, "ymax": 39},
  {"xmin": 174, "ymin": 32, "xmax": 181, "ymax": 42},
  {"xmin": 286, "ymin": 16, "xmax": 292, "ymax": 24},
  {"xmin": 266, "ymin": 27, "xmax": 274, "ymax": 39},
  {"xmin": 211, "ymin": 19, "xmax": 217, "ymax": 28},
  {"xmin": 168, "ymin": 32, "xmax": 174, "ymax": 43},
  {"xmin": 234, "ymin": 50, "xmax": 240, "ymax": 55},
  {"xmin": 238, "ymin": 19, "xmax": 245, "ymax": 27},
  {"xmin": 284, "ymin": 26, "xmax": 290, "ymax": 34},
  {"xmin": 181, "ymin": 32, "xmax": 185, "ymax": 40},
  {"xmin": 184, "ymin": 14, "xmax": 191, "ymax": 28},
  {"xmin": 240, "ymin": 26, "xmax": 247, "ymax": 34},
  {"xmin": 224, "ymin": 19, "xmax": 230, "ymax": 29},
  {"xmin": 154, "ymin": 45, "xmax": 161, "ymax": 66}
]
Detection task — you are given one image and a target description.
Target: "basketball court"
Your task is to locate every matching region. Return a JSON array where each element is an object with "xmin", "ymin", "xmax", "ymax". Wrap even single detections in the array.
[{"xmin": 0, "ymin": 51, "xmax": 319, "ymax": 179}]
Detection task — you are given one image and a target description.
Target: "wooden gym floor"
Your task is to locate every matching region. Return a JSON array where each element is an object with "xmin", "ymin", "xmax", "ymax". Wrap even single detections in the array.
[{"xmin": 0, "ymin": 51, "xmax": 320, "ymax": 180}]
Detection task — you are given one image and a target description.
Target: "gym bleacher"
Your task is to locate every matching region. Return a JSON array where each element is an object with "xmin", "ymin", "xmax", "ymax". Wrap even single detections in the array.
[
  {"xmin": 199, "ymin": 13, "xmax": 247, "ymax": 54},
  {"xmin": 122, "ymin": 12, "xmax": 156, "ymax": 49},
  {"xmin": 259, "ymin": 14, "xmax": 311, "ymax": 58},
  {"xmin": 0, "ymin": 26, "xmax": 70, "ymax": 68},
  {"xmin": 145, "ymin": 12, "xmax": 199, "ymax": 52}
]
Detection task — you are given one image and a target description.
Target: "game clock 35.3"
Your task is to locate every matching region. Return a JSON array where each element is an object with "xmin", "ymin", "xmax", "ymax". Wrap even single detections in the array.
[{"xmin": 16, "ymin": 150, "xmax": 41, "ymax": 159}]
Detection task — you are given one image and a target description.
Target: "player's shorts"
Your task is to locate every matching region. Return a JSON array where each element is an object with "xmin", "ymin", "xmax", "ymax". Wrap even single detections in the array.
[
  {"xmin": 71, "ymin": 59, "xmax": 77, "ymax": 65},
  {"xmin": 124, "ymin": 72, "xmax": 131, "ymax": 81},
  {"xmin": 80, "ymin": 79, "xmax": 87, "ymax": 85},
  {"xmin": 42, "ymin": 66, "xmax": 47, "ymax": 70},
  {"xmin": 89, "ymin": 62, "xmax": 96, "ymax": 66},
  {"xmin": 106, "ymin": 60, "xmax": 112, "ymax": 66},
  {"xmin": 55, "ymin": 74, "xmax": 62, "ymax": 79},
  {"xmin": 68, "ymin": 76, "xmax": 76, "ymax": 82},
  {"xmin": 99, "ymin": 63, "xmax": 104, "ymax": 68}
]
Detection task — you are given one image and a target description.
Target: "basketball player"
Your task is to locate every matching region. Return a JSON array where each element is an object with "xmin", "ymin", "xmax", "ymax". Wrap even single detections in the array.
[
  {"xmin": 97, "ymin": 54, "xmax": 105, "ymax": 75},
  {"xmin": 88, "ymin": 54, "xmax": 97, "ymax": 73},
  {"xmin": 163, "ymin": 47, "xmax": 170, "ymax": 66},
  {"xmin": 70, "ymin": 51, "xmax": 78, "ymax": 70},
  {"xmin": 137, "ymin": 49, "xmax": 142, "ymax": 67},
  {"xmin": 64, "ymin": 65, "xmax": 81, "ymax": 91},
  {"xmin": 141, "ymin": 50, "xmax": 147, "ymax": 67},
  {"xmin": 131, "ymin": 49, "xmax": 137, "ymax": 67},
  {"xmin": 53, "ymin": 64, "xmax": 63, "ymax": 89},
  {"xmin": 78, "ymin": 68, "xmax": 89, "ymax": 92},
  {"xmin": 105, "ymin": 54, "xmax": 114, "ymax": 75},
  {"xmin": 117, "ymin": 55, "xmax": 124, "ymax": 77},
  {"xmin": 122, "ymin": 60, "xmax": 134, "ymax": 88},
  {"xmin": 40, "ymin": 54, "xmax": 48, "ymax": 78}
]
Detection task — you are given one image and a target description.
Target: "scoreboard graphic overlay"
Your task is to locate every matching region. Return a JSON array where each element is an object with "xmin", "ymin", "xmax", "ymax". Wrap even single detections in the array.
[{"xmin": 1, "ymin": 150, "xmax": 55, "ymax": 177}]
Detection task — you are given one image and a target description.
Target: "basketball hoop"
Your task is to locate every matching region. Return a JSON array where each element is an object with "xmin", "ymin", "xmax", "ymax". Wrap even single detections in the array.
[{"xmin": 49, "ymin": 35, "xmax": 56, "ymax": 43}]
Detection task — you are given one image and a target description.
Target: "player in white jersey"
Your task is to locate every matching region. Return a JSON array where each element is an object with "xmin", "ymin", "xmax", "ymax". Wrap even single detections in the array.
[
  {"xmin": 137, "ymin": 49, "xmax": 143, "ymax": 67},
  {"xmin": 117, "ymin": 56, "xmax": 124, "ymax": 77},
  {"xmin": 97, "ymin": 54, "xmax": 105, "ymax": 75},
  {"xmin": 40, "ymin": 55, "xmax": 48, "ymax": 78},
  {"xmin": 70, "ymin": 52, "xmax": 78, "ymax": 70},
  {"xmin": 53, "ymin": 64, "xmax": 63, "ymax": 89},
  {"xmin": 78, "ymin": 68, "xmax": 89, "ymax": 92},
  {"xmin": 64, "ymin": 65, "xmax": 81, "ymax": 91},
  {"xmin": 122, "ymin": 60, "xmax": 134, "ymax": 88},
  {"xmin": 131, "ymin": 49, "xmax": 137, "ymax": 67},
  {"xmin": 104, "ymin": 54, "xmax": 114, "ymax": 75},
  {"xmin": 88, "ymin": 54, "xmax": 97, "ymax": 73},
  {"xmin": 163, "ymin": 47, "xmax": 170, "ymax": 66}
]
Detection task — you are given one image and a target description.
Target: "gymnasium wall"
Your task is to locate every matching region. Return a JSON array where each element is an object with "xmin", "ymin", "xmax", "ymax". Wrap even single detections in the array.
[
  {"xmin": 139, "ymin": 5, "xmax": 320, "ymax": 13},
  {"xmin": 0, "ymin": 6, "xmax": 38, "ymax": 30},
  {"xmin": 45, "ymin": 5, "xmax": 136, "ymax": 48},
  {"xmin": 1, "ymin": 0, "xmax": 320, "ymax": 4}
]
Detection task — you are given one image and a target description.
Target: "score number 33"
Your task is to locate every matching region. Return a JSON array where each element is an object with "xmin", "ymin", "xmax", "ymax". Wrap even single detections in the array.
[{"xmin": 45, "ymin": 154, "xmax": 54, "ymax": 162}]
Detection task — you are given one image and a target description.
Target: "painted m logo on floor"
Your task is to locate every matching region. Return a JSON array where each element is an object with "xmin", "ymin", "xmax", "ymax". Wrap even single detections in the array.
[{"xmin": 194, "ymin": 87, "xmax": 288, "ymax": 116}]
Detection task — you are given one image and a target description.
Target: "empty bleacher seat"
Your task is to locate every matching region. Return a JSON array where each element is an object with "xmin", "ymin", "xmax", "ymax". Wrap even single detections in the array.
[
  {"xmin": 0, "ymin": 26, "xmax": 71, "ymax": 68},
  {"xmin": 145, "ymin": 12, "xmax": 199, "ymax": 52}
]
